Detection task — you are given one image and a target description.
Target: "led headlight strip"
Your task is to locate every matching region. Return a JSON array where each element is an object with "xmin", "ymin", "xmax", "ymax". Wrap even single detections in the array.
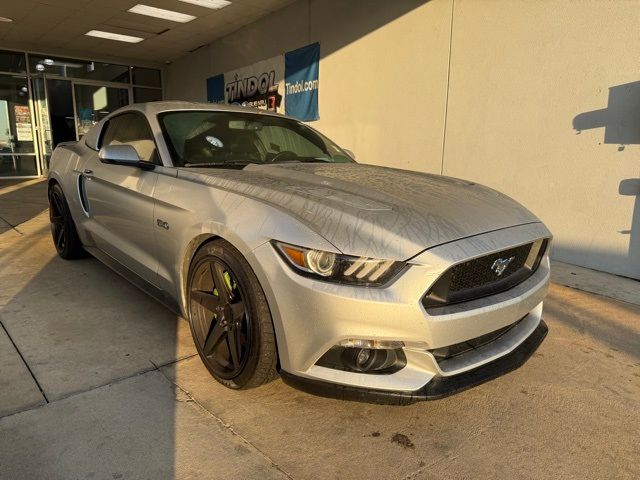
[{"xmin": 272, "ymin": 241, "xmax": 405, "ymax": 286}]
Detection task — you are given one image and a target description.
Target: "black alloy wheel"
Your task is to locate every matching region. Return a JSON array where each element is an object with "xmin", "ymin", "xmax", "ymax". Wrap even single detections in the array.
[
  {"xmin": 187, "ymin": 239, "xmax": 277, "ymax": 389},
  {"xmin": 49, "ymin": 186, "xmax": 66, "ymax": 252},
  {"xmin": 48, "ymin": 183, "xmax": 84, "ymax": 259}
]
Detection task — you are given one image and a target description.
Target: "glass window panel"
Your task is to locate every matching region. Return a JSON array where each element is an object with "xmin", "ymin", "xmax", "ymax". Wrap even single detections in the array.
[
  {"xmin": 101, "ymin": 113, "xmax": 158, "ymax": 163},
  {"xmin": 0, "ymin": 155, "xmax": 38, "ymax": 176},
  {"xmin": 29, "ymin": 55, "xmax": 129, "ymax": 83},
  {"xmin": 132, "ymin": 67, "xmax": 161, "ymax": 87},
  {"xmin": 134, "ymin": 87, "xmax": 162, "ymax": 103},
  {"xmin": 0, "ymin": 50, "xmax": 27, "ymax": 74},
  {"xmin": 159, "ymin": 111, "xmax": 352, "ymax": 167},
  {"xmin": 74, "ymin": 84, "xmax": 129, "ymax": 137},
  {"xmin": 0, "ymin": 75, "xmax": 35, "ymax": 155},
  {"xmin": 46, "ymin": 80, "xmax": 76, "ymax": 147}
]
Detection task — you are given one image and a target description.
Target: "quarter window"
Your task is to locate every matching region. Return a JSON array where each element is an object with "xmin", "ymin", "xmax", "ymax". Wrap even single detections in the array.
[{"xmin": 100, "ymin": 113, "xmax": 158, "ymax": 164}]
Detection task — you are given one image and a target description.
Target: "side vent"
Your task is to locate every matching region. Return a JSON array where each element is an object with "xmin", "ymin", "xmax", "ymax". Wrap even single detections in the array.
[{"xmin": 77, "ymin": 175, "xmax": 90, "ymax": 215}]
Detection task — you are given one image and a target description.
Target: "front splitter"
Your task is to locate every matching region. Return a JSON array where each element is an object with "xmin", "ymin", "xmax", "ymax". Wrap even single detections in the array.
[{"xmin": 280, "ymin": 320, "xmax": 548, "ymax": 406}]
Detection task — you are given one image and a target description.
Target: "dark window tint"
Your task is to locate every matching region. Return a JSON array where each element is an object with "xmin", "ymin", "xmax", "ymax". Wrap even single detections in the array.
[
  {"xmin": 132, "ymin": 67, "xmax": 161, "ymax": 87},
  {"xmin": 134, "ymin": 87, "xmax": 162, "ymax": 103},
  {"xmin": 159, "ymin": 111, "xmax": 354, "ymax": 167},
  {"xmin": 101, "ymin": 113, "xmax": 158, "ymax": 164},
  {"xmin": 0, "ymin": 50, "xmax": 27, "ymax": 74},
  {"xmin": 46, "ymin": 80, "xmax": 75, "ymax": 147}
]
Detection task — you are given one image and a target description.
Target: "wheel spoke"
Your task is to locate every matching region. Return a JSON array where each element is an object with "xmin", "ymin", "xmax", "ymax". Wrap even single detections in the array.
[
  {"xmin": 202, "ymin": 319, "xmax": 225, "ymax": 356},
  {"xmin": 55, "ymin": 226, "xmax": 65, "ymax": 249},
  {"xmin": 210, "ymin": 261, "xmax": 232, "ymax": 303},
  {"xmin": 227, "ymin": 328, "xmax": 241, "ymax": 368},
  {"xmin": 50, "ymin": 215, "xmax": 63, "ymax": 225},
  {"xmin": 230, "ymin": 302, "xmax": 245, "ymax": 322},
  {"xmin": 52, "ymin": 193, "xmax": 64, "ymax": 216},
  {"xmin": 191, "ymin": 289, "xmax": 221, "ymax": 312}
]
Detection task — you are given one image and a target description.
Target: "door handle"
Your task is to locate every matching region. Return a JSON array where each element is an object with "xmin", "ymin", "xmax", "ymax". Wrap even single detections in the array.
[{"xmin": 83, "ymin": 169, "xmax": 94, "ymax": 178}]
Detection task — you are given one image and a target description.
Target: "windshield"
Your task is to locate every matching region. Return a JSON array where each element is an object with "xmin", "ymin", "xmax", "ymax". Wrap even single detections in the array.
[{"xmin": 158, "ymin": 110, "xmax": 354, "ymax": 168}]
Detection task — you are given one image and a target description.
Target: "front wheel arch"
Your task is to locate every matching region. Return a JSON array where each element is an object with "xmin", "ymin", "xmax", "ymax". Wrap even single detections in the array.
[
  {"xmin": 185, "ymin": 237, "xmax": 279, "ymax": 388},
  {"xmin": 179, "ymin": 234, "xmax": 221, "ymax": 316},
  {"xmin": 179, "ymin": 235, "xmax": 282, "ymax": 370}
]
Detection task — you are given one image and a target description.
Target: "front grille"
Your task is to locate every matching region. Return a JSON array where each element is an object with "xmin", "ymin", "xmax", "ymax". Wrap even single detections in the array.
[
  {"xmin": 422, "ymin": 239, "xmax": 548, "ymax": 309},
  {"xmin": 449, "ymin": 244, "xmax": 532, "ymax": 292}
]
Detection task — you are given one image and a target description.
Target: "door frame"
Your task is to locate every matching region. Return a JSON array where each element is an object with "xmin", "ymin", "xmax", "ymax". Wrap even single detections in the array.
[{"xmin": 29, "ymin": 75, "xmax": 133, "ymax": 177}]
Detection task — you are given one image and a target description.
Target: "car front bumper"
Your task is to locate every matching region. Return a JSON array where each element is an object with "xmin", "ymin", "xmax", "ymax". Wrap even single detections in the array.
[
  {"xmin": 250, "ymin": 222, "xmax": 552, "ymax": 398},
  {"xmin": 280, "ymin": 319, "xmax": 548, "ymax": 405}
]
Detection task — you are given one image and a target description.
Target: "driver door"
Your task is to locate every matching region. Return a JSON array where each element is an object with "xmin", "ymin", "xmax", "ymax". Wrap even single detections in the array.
[{"xmin": 82, "ymin": 112, "xmax": 160, "ymax": 285}]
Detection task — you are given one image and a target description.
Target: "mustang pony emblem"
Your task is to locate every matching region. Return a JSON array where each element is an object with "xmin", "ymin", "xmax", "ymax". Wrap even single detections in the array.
[{"xmin": 491, "ymin": 256, "xmax": 515, "ymax": 276}]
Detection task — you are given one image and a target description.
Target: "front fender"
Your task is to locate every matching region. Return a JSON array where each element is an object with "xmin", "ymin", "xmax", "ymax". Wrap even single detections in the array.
[{"xmin": 153, "ymin": 173, "xmax": 337, "ymax": 318}]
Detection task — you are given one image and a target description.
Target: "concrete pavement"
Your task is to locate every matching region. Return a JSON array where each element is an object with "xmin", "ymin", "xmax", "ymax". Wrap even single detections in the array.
[{"xmin": 0, "ymin": 179, "xmax": 638, "ymax": 479}]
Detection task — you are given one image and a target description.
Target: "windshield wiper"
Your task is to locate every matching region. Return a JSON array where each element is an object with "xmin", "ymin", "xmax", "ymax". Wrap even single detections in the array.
[
  {"xmin": 184, "ymin": 161, "xmax": 255, "ymax": 168},
  {"xmin": 271, "ymin": 157, "xmax": 333, "ymax": 164}
]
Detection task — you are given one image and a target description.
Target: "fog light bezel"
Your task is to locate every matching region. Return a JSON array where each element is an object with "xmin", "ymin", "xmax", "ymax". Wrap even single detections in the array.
[{"xmin": 315, "ymin": 343, "xmax": 407, "ymax": 375}]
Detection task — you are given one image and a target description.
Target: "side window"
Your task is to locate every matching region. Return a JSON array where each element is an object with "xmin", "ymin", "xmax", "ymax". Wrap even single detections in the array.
[{"xmin": 100, "ymin": 113, "xmax": 159, "ymax": 164}]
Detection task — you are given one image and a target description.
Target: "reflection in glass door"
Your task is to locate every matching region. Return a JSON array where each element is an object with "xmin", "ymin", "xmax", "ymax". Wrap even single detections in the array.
[
  {"xmin": 73, "ymin": 83, "xmax": 129, "ymax": 138},
  {"xmin": 0, "ymin": 75, "xmax": 39, "ymax": 177}
]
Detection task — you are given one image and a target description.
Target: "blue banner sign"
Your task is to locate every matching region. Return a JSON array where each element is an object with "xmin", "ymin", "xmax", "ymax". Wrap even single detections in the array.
[{"xmin": 284, "ymin": 42, "xmax": 319, "ymax": 121}]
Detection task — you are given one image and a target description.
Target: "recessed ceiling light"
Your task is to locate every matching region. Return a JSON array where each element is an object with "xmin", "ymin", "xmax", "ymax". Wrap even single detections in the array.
[
  {"xmin": 0, "ymin": 16, "xmax": 13, "ymax": 22},
  {"xmin": 179, "ymin": 0, "xmax": 231, "ymax": 10},
  {"xmin": 128, "ymin": 4, "xmax": 196, "ymax": 23},
  {"xmin": 85, "ymin": 30, "xmax": 144, "ymax": 43}
]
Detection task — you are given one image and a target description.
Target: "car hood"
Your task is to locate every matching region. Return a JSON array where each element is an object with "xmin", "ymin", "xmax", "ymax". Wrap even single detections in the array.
[{"xmin": 178, "ymin": 163, "xmax": 540, "ymax": 260}]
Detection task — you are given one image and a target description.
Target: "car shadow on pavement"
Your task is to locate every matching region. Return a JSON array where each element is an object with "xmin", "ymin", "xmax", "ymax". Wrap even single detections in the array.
[
  {"xmin": 0, "ymin": 216, "xmax": 184, "ymax": 478},
  {"xmin": 0, "ymin": 235, "xmax": 295, "ymax": 478},
  {"xmin": 543, "ymin": 284, "xmax": 640, "ymax": 361},
  {"xmin": 0, "ymin": 179, "xmax": 49, "ymax": 232}
]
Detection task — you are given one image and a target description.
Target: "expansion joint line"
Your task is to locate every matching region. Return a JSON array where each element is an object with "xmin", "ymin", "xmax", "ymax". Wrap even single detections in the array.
[{"xmin": 0, "ymin": 319, "xmax": 49, "ymax": 403}]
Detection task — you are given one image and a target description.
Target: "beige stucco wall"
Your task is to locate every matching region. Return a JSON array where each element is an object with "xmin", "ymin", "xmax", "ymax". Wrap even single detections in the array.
[
  {"xmin": 164, "ymin": 0, "xmax": 640, "ymax": 279},
  {"xmin": 443, "ymin": 0, "xmax": 640, "ymax": 279}
]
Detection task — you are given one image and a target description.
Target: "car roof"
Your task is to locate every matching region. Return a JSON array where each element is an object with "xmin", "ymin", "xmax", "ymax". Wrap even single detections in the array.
[
  {"xmin": 83, "ymin": 101, "xmax": 299, "ymax": 150},
  {"xmin": 116, "ymin": 100, "xmax": 292, "ymax": 120}
]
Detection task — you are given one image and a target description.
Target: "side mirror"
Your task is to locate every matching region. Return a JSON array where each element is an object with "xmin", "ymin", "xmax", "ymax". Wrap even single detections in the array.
[
  {"xmin": 98, "ymin": 145, "xmax": 155, "ymax": 170},
  {"xmin": 343, "ymin": 149, "xmax": 355, "ymax": 160}
]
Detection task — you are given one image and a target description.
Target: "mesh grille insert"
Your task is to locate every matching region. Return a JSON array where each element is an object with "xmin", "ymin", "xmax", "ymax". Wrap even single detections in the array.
[
  {"xmin": 449, "ymin": 244, "xmax": 532, "ymax": 293},
  {"xmin": 422, "ymin": 239, "xmax": 548, "ymax": 309}
]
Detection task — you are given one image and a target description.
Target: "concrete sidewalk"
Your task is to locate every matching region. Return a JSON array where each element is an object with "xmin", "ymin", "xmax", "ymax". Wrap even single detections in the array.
[{"xmin": 0, "ymin": 179, "xmax": 638, "ymax": 479}]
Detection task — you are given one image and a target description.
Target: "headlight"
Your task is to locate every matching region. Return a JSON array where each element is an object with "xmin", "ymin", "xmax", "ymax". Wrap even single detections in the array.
[{"xmin": 272, "ymin": 241, "xmax": 405, "ymax": 286}]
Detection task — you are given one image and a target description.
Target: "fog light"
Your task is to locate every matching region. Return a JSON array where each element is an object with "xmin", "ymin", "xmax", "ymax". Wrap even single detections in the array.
[{"xmin": 316, "ymin": 344, "xmax": 407, "ymax": 374}]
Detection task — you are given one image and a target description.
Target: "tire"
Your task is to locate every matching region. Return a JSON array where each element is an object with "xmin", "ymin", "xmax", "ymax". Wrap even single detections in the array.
[
  {"xmin": 187, "ymin": 239, "xmax": 278, "ymax": 389},
  {"xmin": 48, "ymin": 183, "xmax": 85, "ymax": 260}
]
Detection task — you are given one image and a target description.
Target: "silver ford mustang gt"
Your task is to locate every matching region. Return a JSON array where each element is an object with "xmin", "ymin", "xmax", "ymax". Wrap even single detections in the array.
[{"xmin": 48, "ymin": 101, "xmax": 551, "ymax": 404}]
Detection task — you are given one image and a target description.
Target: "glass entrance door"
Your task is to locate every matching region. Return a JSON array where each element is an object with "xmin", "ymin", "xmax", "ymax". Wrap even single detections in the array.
[
  {"xmin": 73, "ymin": 83, "xmax": 130, "ymax": 138},
  {"xmin": 0, "ymin": 75, "xmax": 39, "ymax": 177}
]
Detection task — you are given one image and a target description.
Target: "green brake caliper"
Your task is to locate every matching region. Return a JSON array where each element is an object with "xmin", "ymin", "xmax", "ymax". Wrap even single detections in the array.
[{"xmin": 213, "ymin": 271, "xmax": 235, "ymax": 297}]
